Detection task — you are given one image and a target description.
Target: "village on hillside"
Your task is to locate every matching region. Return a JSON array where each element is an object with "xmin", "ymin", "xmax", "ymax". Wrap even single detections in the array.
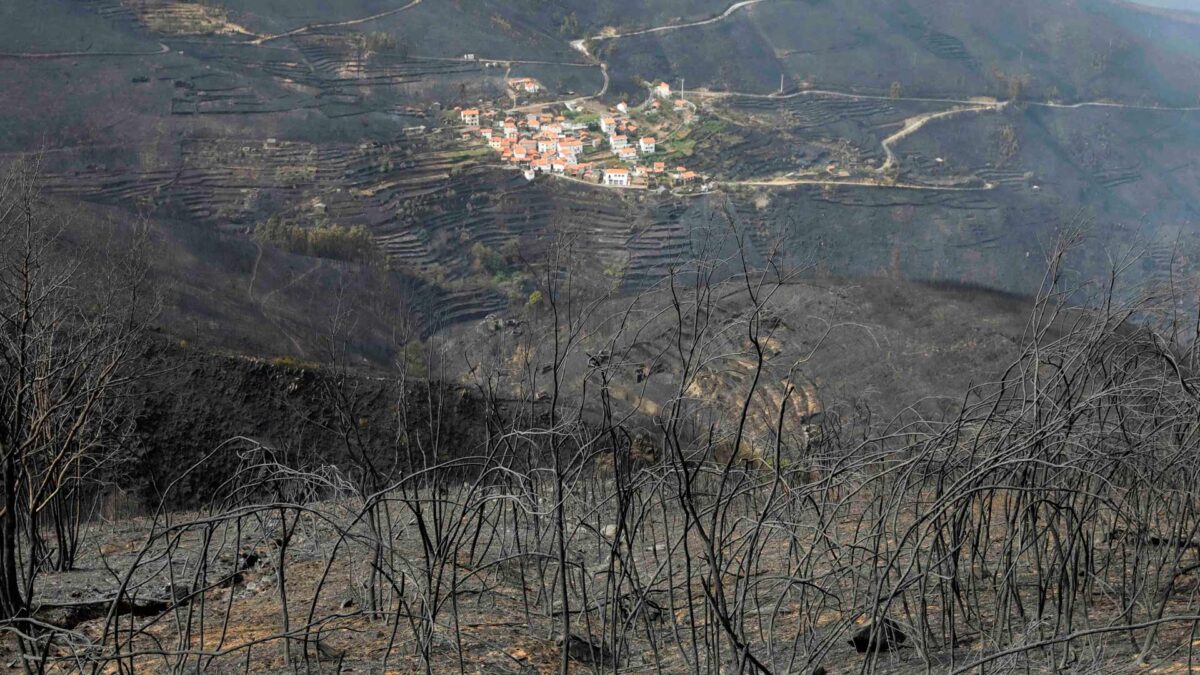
[{"xmin": 456, "ymin": 78, "xmax": 707, "ymax": 191}]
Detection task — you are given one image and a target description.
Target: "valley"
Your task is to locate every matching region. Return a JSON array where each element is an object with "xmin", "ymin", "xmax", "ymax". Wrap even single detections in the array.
[{"xmin": 4, "ymin": 2, "xmax": 1200, "ymax": 673}]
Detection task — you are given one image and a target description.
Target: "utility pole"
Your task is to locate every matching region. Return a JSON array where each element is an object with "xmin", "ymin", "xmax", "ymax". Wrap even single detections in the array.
[{"xmin": 779, "ymin": 73, "xmax": 784, "ymax": 94}]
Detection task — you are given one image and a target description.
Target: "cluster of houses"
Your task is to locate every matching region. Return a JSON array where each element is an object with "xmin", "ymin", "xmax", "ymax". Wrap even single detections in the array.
[{"xmin": 457, "ymin": 88, "xmax": 700, "ymax": 189}]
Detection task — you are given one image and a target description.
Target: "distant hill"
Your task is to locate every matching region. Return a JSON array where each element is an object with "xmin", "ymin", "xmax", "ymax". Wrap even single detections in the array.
[
  {"xmin": 1, "ymin": 0, "xmax": 1199, "ymax": 367},
  {"xmin": 1128, "ymin": 0, "xmax": 1200, "ymax": 13}
]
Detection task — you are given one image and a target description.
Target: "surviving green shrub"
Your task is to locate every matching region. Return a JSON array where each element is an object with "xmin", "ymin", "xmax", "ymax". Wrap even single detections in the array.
[{"xmin": 256, "ymin": 216, "xmax": 382, "ymax": 265}]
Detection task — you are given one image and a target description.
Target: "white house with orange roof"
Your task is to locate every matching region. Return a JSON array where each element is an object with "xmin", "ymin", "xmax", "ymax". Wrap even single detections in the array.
[
  {"xmin": 604, "ymin": 168, "xmax": 630, "ymax": 187},
  {"xmin": 654, "ymin": 81, "xmax": 671, "ymax": 99},
  {"xmin": 617, "ymin": 146, "xmax": 638, "ymax": 162},
  {"xmin": 558, "ymin": 138, "xmax": 583, "ymax": 160},
  {"xmin": 508, "ymin": 77, "xmax": 542, "ymax": 94},
  {"xmin": 609, "ymin": 134, "xmax": 628, "ymax": 150},
  {"xmin": 461, "ymin": 109, "xmax": 480, "ymax": 126},
  {"xmin": 600, "ymin": 116, "xmax": 617, "ymax": 134},
  {"xmin": 536, "ymin": 135, "xmax": 558, "ymax": 154},
  {"xmin": 639, "ymin": 136, "xmax": 656, "ymax": 154}
]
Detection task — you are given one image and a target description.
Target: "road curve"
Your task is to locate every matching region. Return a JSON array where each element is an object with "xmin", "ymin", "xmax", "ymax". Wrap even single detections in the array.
[
  {"xmin": 878, "ymin": 104, "xmax": 1001, "ymax": 173},
  {"xmin": 587, "ymin": 0, "xmax": 770, "ymax": 43}
]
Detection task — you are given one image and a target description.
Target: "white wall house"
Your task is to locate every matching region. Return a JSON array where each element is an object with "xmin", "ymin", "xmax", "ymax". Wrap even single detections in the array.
[{"xmin": 604, "ymin": 169, "xmax": 629, "ymax": 187}]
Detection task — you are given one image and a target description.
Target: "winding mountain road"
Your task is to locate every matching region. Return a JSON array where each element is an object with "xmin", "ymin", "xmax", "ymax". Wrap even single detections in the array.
[
  {"xmin": 587, "ymin": 0, "xmax": 770, "ymax": 43},
  {"xmin": 0, "ymin": 42, "xmax": 171, "ymax": 59},
  {"xmin": 252, "ymin": 0, "xmax": 423, "ymax": 45},
  {"xmin": 878, "ymin": 104, "xmax": 1003, "ymax": 173},
  {"xmin": 1027, "ymin": 100, "xmax": 1200, "ymax": 112},
  {"xmin": 724, "ymin": 177, "xmax": 994, "ymax": 191}
]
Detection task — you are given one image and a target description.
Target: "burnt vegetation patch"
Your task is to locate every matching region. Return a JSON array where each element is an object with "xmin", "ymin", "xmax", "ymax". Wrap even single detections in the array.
[{"xmin": 3, "ymin": 166, "xmax": 1200, "ymax": 671}]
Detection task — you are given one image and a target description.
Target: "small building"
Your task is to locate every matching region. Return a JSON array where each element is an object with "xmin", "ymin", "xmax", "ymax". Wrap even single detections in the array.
[
  {"xmin": 655, "ymin": 81, "xmax": 671, "ymax": 99},
  {"xmin": 461, "ymin": 109, "xmax": 480, "ymax": 126},
  {"xmin": 609, "ymin": 134, "xmax": 628, "ymax": 150},
  {"xmin": 604, "ymin": 168, "xmax": 630, "ymax": 187},
  {"xmin": 617, "ymin": 147, "xmax": 638, "ymax": 162},
  {"xmin": 488, "ymin": 137, "xmax": 504, "ymax": 150},
  {"xmin": 653, "ymin": 161, "xmax": 666, "ymax": 174},
  {"xmin": 639, "ymin": 137, "xmax": 656, "ymax": 154},
  {"xmin": 536, "ymin": 136, "xmax": 558, "ymax": 154},
  {"xmin": 616, "ymin": 102, "xmax": 629, "ymax": 114},
  {"xmin": 674, "ymin": 99, "xmax": 689, "ymax": 112},
  {"xmin": 462, "ymin": 53, "xmax": 477, "ymax": 61},
  {"xmin": 600, "ymin": 116, "xmax": 617, "ymax": 134},
  {"xmin": 508, "ymin": 77, "xmax": 542, "ymax": 94}
]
